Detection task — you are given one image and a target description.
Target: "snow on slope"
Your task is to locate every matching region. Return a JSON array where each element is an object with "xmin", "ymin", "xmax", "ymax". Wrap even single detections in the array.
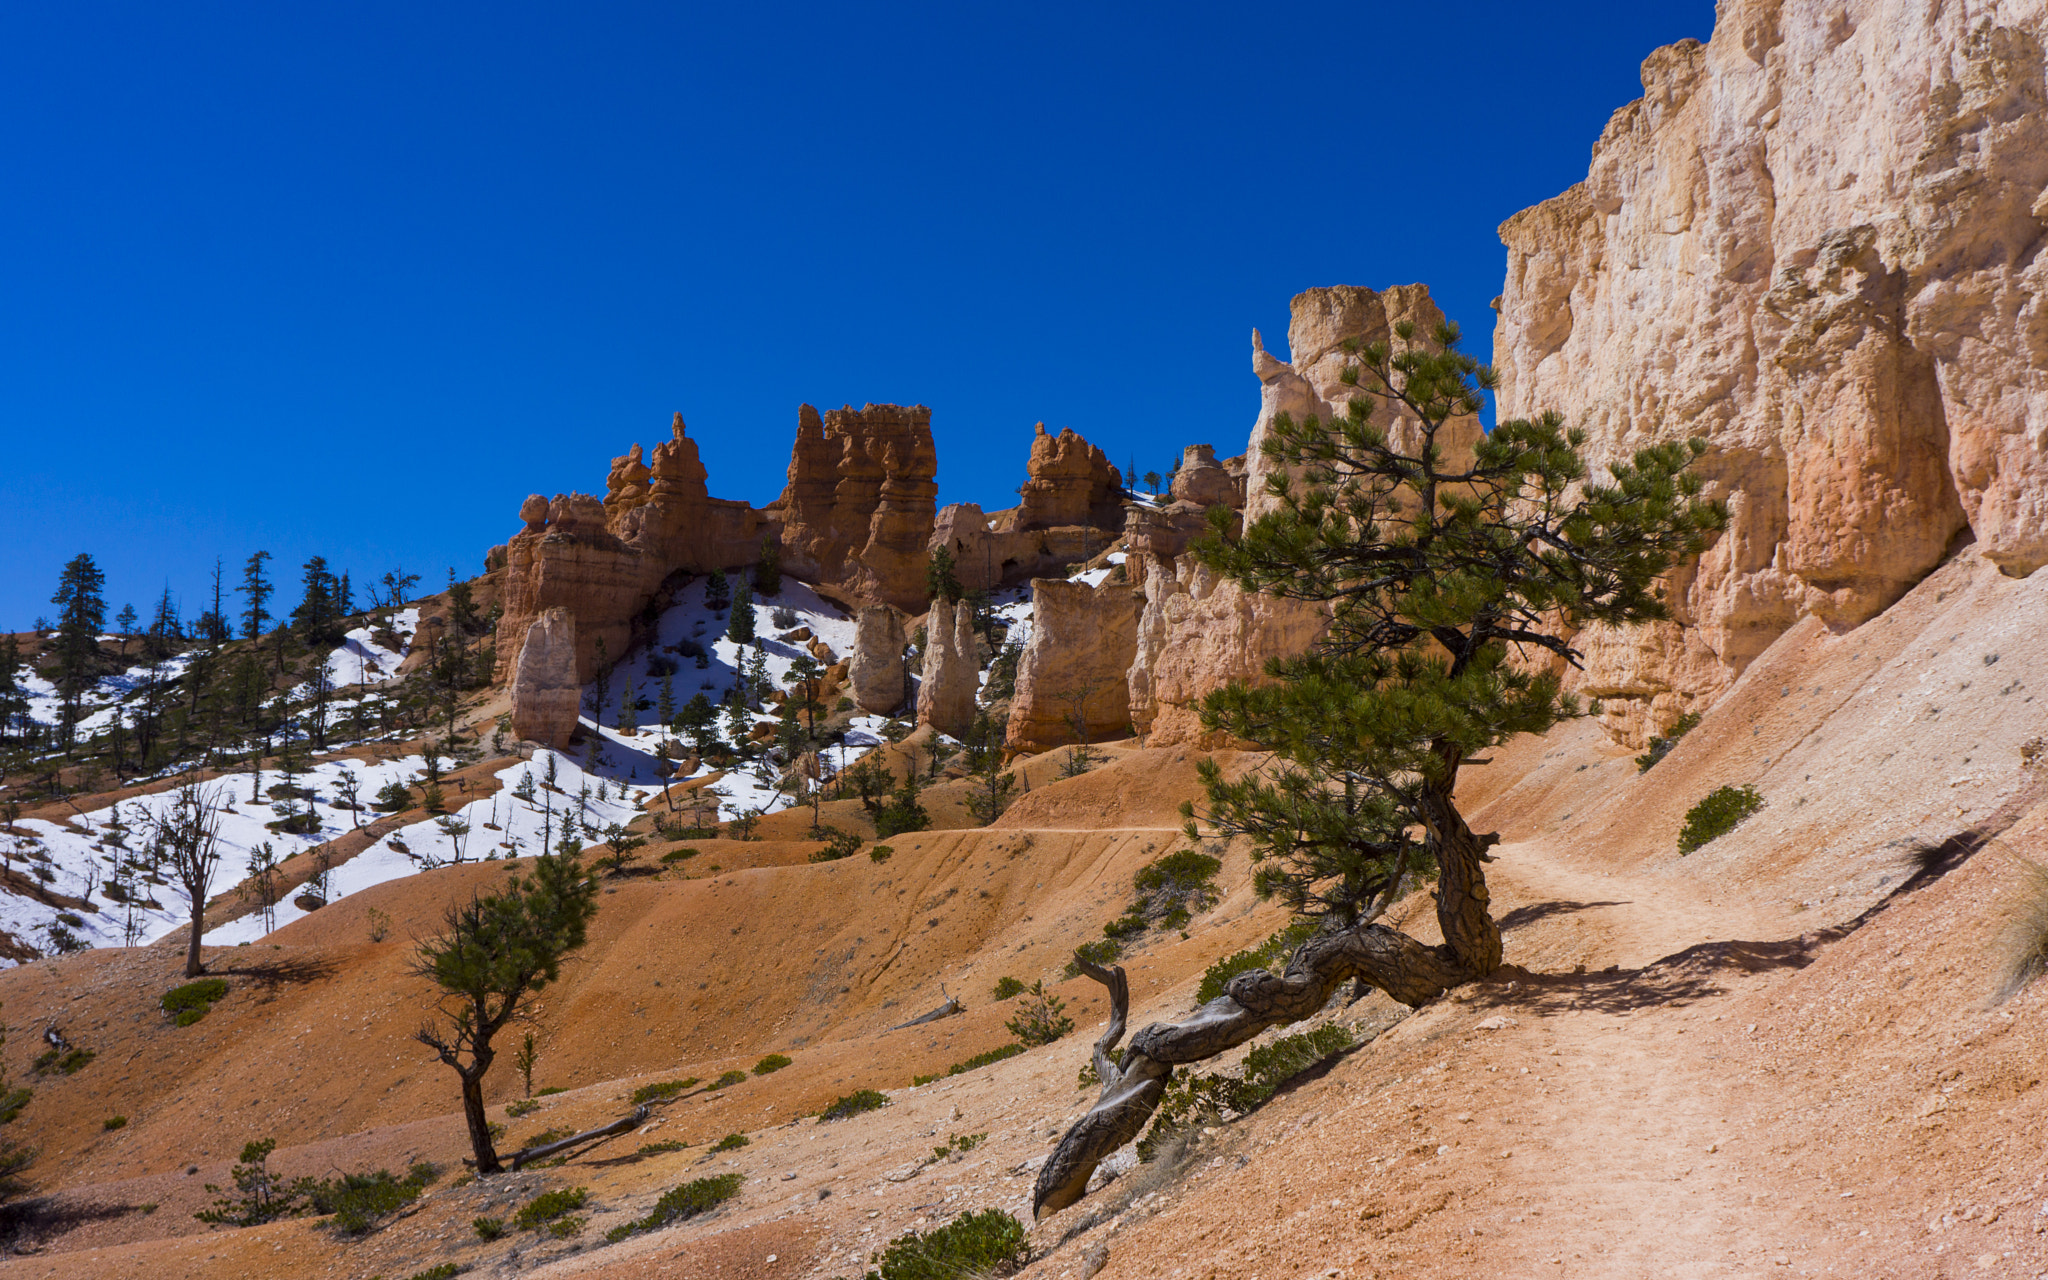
[{"xmin": 2, "ymin": 583, "xmax": 906, "ymax": 960}]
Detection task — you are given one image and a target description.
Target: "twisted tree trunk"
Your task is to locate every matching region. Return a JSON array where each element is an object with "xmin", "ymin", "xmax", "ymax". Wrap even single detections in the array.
[{"xmin": 1034, "ymin": 876, "xmax": 1493, "ymax": 1219}]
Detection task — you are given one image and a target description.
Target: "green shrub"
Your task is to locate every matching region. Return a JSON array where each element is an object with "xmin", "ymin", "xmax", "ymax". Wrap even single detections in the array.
[
  {"xmin": 929, "ymin": 1132, "xmax": 986, "ymax": 1160},
  {"xmin": 863, "ymin": 1208, "xmax": 1027, "ymax": 1280},
  {"xmin": 947, "ymin": 1043, "xmax": 1022, "ymax": 1077},
  {"xmin": 161, "ymin": 978, "xmax": 229, "ymax": 1023},
  {"xmin": 751, "ymin": 1053, "xmax": 791, "ymax": 1076},
  {"xmin": 708, "ymin": 1070, "xmax": 746, "ymax": 1090},
  {"xmin": 1196, "ymin": 919, "xmax": 1320, "ymax": 1003},
  {"xmin": 631, "ymin": 1078, "xmax": 698, "ymax": 1104},
  {"xmin": 406, "ymin": 1266, "xmax": 459, "ymax": 1280},
  {"xmin": 602, "ymin": 1173, "xmax": 742, "ymax": 1243},
  {"xmin": 1135, "ymin": 1024, "xmax": 1353, "ymax": 1161},
  {"xmin": 374, "ymin": 780, "xmax": 413, "ymax": 811},
  {"xmin": 635, "ymin": 1140, "xmax": 686, "ymax": 1157},
  {"xmin": 1062, "ymin": 939, "xmax": 1121, "ymax": 978},
  {"xmin": 820, "ymin": 1089, "xmax": 888, "ymax": 1121},
  {"xmin": 1003, "ymin": 981, "xmax": 1073, "ymax": 1047},
  {"xmin": 535, "ymin": 1086, "xmax": 567, "ymax": 1097},
  {"xmin": 868, "ymin": 844, "xmax": 894, "ymax": 864},
  {"xmin": 311, "ymin": 1161, "xmax": 439, "ymax": 1235},
  {"xmin": 103, "ymin": 1115, "xmax": 126, "ymax": 1131},
  {"xmin": 0, "ymin": 1088, "xmax": 27, "ymax": 1125},
  {"xmin": 709, "ymin": 1132, "xmax": 748, "ymax": 1153},
  {"xmin": 473, "ymin": 1216, "xmax": 505, "ymax": 1240},
  {"xmin": 547, "ymin": 1215, "xmax": 585, "ymax": 1238},
  {"xmin": 808, "ymin": 828, "xmax": 862, "ymax": 863},
  {"xmin": 505, "ymin": 1098, "xmax": 540, "ymax": 1118},
  {"xmin": 659, "ymin": 846, "xmax": 700, "ymax": 864},
  {"xmin": 1677, "ymin": 784, "xmax": 1764, "ymax": 854},
  {"xmin": 990, "ymin": 976, "xmax": 1026, "ymax": 1000},
  {"xmin": 1635, "ymin": 711, "xmax": 1702, "ymax": 772},
  {"xmin": 512, "ymin": 1185, "xmax": 587, "ymax": 1231},
  {"xmin": 34, "ymin": 1048, "xmax": 95, "ymax": 1075},
  {"xmin": 519, "ymin": 1127, "xmax": 574, "ymax": 1149}
]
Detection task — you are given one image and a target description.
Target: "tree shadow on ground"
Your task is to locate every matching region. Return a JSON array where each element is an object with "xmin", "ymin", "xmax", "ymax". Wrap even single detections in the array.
[
  {"xmin": 1495, "ymin": 899, "xmax": 1628, "ymax": 932},
  {"xmin": 219, "ymin": 954, "xmax": 338, "ymax": 989},
  {"xmin": 0, "ymin": 1196, "xmax": 145, "ymax": 1250},
  {"xmin": 1481, "ymin": 935, "xmax": 1821, "ymax": 1015}
]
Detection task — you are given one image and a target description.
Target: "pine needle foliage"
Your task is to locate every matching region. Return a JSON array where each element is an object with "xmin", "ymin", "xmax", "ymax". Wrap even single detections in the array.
[{"xmin": 1190, "ymin": 321, "xmax": 1724, "ymax": 936}]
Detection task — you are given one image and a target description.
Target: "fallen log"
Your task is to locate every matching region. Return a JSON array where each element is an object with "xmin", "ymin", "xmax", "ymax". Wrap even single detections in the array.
[{"xmin": 506, "ymin": 1104, "xmax": 650, "ymax": 1171}]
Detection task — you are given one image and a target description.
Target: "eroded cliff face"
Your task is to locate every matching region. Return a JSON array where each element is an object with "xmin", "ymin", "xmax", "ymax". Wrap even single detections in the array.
[
  {"xmin": 929, "ymin": 424, "xmax": 1129, "ymax": 594},
  {"xmin": 1495, "ymin": 0, "xmax": 2048, "ymax": 745},
  {"xmin": 494, "ymin": 415, "xmax": 768, "ymax": 685},
  {"xmin": 770, "ymin": 403, "xmax": 939, "ymax": 613},
  {"xmin": 1126, "ymin": 283, "xmax": 1481, "ymax": 746}
]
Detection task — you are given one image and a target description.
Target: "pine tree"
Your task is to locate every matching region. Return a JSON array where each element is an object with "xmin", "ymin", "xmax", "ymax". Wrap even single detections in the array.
[
  {"xmin": 50, "ymin": 552, "xmax": 107, "ymax": 749},
  {"xmin": 291, "ymin": 556, "xmax": 344, "ymax": 643},
  {"xmin": 240, "ymin": 552, "xmax": 274, "ymax": 641},
  {"xmin": 146, "ymin": 587, "xmax": 182, "ymax": 659},
  {"xmin": 1031, "ymin": 319, "xmax": 1728, "ymax": 1221},
  {"xmin": 0, "ymin": 633, "xmax": 26, "ymax": 745},
  {"xmin": 704, "ymin": 570, "xmax": 731, "ymax": 612},
  {"xmin": 727, "ymin": 577, "xmax": 755, "ymax": 643},
  {"xmin": 926, "ymin": 546, "xmax": 963, "ymax": 604},
  {"xmin": 114, "ymin": 603, "xmax": 139, "ymax": 651},
  {"xmin": 754, "ymin": 538, "xmax": 782, "ymax": 596},
  {"xmin": 657, "ymin": 671, "xmax": 676, "ymax": 731}
]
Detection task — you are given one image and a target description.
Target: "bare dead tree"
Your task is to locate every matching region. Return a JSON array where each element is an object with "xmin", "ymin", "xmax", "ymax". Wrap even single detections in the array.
[{"xmin": 153, "ymin": 779, "xmax": 226, "ymax": 978}]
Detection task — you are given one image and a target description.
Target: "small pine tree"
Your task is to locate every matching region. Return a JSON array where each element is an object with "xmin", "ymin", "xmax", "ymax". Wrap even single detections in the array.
[
  {"xmin": 240, "ymin": 551, "xmax": 274, "ymax": 641},
  {"xmin": 754, "ymin": 538, "xmax": 781, "ymax": 596},
  {"xmin": 704, "ymin": 570, "xmax": 731, "ymax": 612},
  {"xmin": 926, "ymin": 546, "xmax": 963, "ymax": 604},
  {"xmin": 727, "ymin": 578, "xmax": 754, "ymax": 643}
]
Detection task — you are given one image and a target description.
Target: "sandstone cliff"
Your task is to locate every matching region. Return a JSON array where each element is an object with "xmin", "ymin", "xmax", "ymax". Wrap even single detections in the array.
[
  {"xmin": 1006, "ymin": 577, "xmax": 1143, "ymax": 752},
  {"xmin": 1494, "ymin": 0, "xmax": 2048, "ymax": 744},
  {"xmin": 494, "ymin": 414, "xmax": 768, "ymax": 684},
  {"xmin": 770, "ymin": 403, "xmax": 938, "ymax": 612},
  {"xmin": 929, "ymin": 423, "xmax": 1128, "ymax": 594}
]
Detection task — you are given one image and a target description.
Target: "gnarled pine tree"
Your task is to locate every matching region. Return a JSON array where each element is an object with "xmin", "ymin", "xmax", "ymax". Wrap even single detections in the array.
[{"xmin": 1033, "ymin": 321, "xmax": 1725, "ymax": 1218}]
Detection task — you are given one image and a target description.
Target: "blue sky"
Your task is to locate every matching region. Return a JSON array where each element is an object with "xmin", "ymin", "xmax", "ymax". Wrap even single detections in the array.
[{"xmin": 0, "ymin": 1, "xmax": 1715, "ymax": 629}]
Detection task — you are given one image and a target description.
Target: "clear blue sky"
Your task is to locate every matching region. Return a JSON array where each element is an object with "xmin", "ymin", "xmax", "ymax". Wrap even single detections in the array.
[{"xmin": 0, "ymin": 1, "xmax": 1715, "ymax": 629}]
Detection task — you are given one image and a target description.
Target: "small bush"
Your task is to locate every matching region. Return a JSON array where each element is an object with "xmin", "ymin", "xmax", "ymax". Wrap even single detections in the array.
[
  {"xmin": 603, "ymin": 1173, "xmax": 742, "ymax": 1243},
  {"xmin": 161, "ymin": 978, "xmax": 229, "ymax": 1024},
  {"xmin": 513, "ymin": 1185, "xmax": 587, "ymax": 1231},
  {"xmin": 520, "ymin": 1127, "xmax": 574, "ymax": 1149},
  {"xmin": 34, "ymin": 1048, "xmax": 95, "ymax": 1075},
  {"xmin": 1635, "ymin": 711, "xmax": 1702, "ymax": 772},
  {"xmin": 820, "ymin": 1089, "xmax": 888, "ymax": 1121},
  {"xmin": 1677, "ymin": 784, "xmax": 1764, "ymax": 854},
  {"xmin": 1004, "ymin": 982, "xmax": 1073, "ymax": 1047},
  {"xmin": 1062, "ymin": 939, "xmax": 1121, "ymax": 979},
  {"xmin": 929, "ymin": 1132, "xmax": 986, "ymax": 1160},
  {"xmin": 374, "ymin": 780, "xmax": 413, "ymax": 811},
  {"xmin": 808, "ymin": 828, "xmax": 862, "ymax": 863},
  {"xmin": 1196, "ymin": 919, "xmax": 1320, "ymax": 1003},
  {"xmin": 770, "ymin": 607, "xmax": 800, "ymax": 629},
  {"xmin": 635, "ymin": 1140, "xmax": 686, "ymax": 1157},
  {"xmin": 1992, "ymin": 857, "xmax": 2048, "ymax": 1004},
  {"xmin": 864, "ymin": 1208, "xmax": 1027, "ymax": 1280},
  {"xmin": 751, "ymin": 1053, "xmax": 791, "ymax": 1076},
  {"xmin": 406, "ymin": 1266, "xmax": 459, "ymax": 1280},
  {"xmin": 946, "ymin": 1043, "xmax": 1022, "ymax": 1077},
  {"xmin": 868, "ymin": 844, "xmax": 894, "ymax": 864},
  {"xmin": 709, "ymin": 1133, "xmax": 748, "ymax": 1153},
  {"xmin": 103, "ymin": 1116, "xmax": 126, "ymax": 1131},
  {"xmin": 547, "ymin": 1215, "xmax": 586, "ymax": 1238},
  {"xmin": 312, "ymin": 1161, "xmax": 439, "ymax": 1235},
  {"xmin": 631, "ymin": 1078, "xmax": 699, "ymax": 1104},
  {"xmin": 708, "ymin": 1070, "xmax": 746, "ymax": 1090},
  {"xmin": 535, "ymin": 1086, "xmax": 567, "ymax": 1097},
  {"xmin": 506, "ymin": 1098, "xmax": 540, "ymax": 1118},
  {"xmin": 835, "ymin": 696, "xmax": 855, "ymax": 712},
  {"xmin": 473, "ymin": 1216, "xmax": 505, "ymax": 1240},
  {"xmin": 659, "ymin": 846, "xmax": 700, "ymax": 864},
  {"xmin": 990, "ymin": 976, "xmax": 1026, "ymax": 1001},
  {"xmin": 0, "ymin": 1088, "xmax": 31, "ymax": 1125}
]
